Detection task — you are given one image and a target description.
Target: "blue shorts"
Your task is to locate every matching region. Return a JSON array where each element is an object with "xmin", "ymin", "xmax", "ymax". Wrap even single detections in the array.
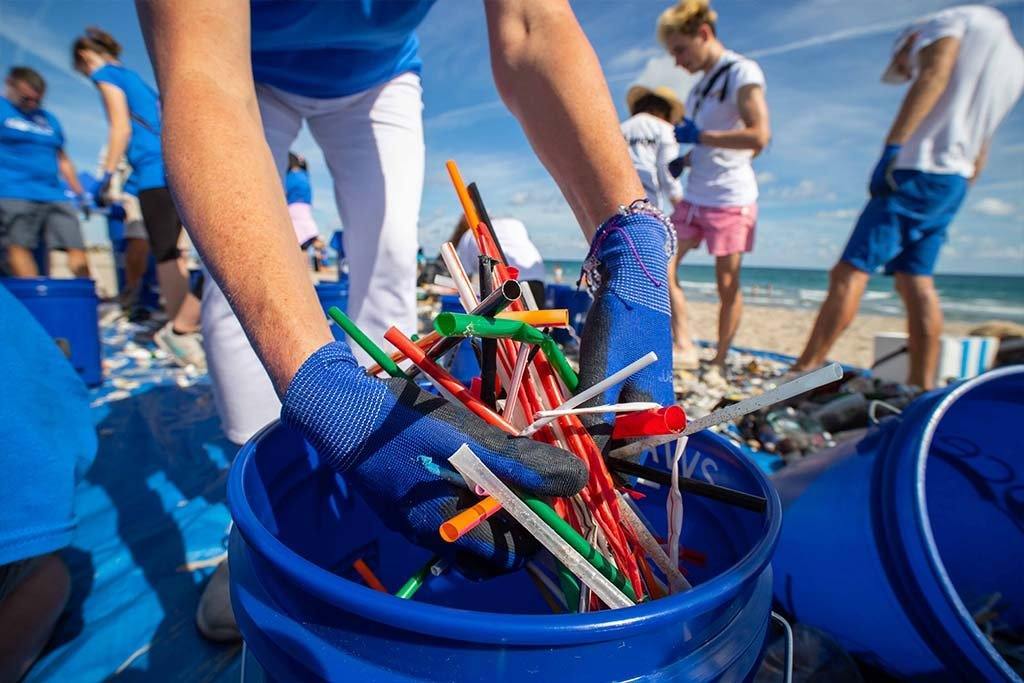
[{"xmin": 841, "ymin": 170, "xmax": 967, "ymax": 276}]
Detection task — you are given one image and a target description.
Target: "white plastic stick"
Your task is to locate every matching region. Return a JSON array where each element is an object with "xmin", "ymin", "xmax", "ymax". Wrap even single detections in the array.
[
  {"xmin": 440, "ymin": 242, "xmax": 479, "ymax": 310},
  {"xmin": 433, "ymin": 274, "xmax": 457, "ymax": 289},
  {"xmin": 666, "ymin": 436, "xmax": 687, "ymax": 573},
  {"xmin": 617, "ymin": 492, "xmax": 691, "ymax": 593},
  {"xmin": 610, "ymin": 362, "xmax": 844, "ymax": 460},
  {"xmin": 535, "ymin": 402, "xmax": 661, "ymax": 419},
  {"xmin": 448, "ymin": 445, "xmax": 633, "ymax": 609},
  {"xmin": 519, "ymin": 351, "xmax": 659, "ymax": 436}
]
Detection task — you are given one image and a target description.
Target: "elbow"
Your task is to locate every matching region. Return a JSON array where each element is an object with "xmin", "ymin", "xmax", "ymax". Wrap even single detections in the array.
[{"xmin": 750, "ymin": 128, "xmax": 771, "ymax": 154}]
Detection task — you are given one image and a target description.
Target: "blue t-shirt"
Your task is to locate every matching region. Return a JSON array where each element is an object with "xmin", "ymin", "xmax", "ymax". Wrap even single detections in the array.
[
  {"xmin": 0, "ymin": 97, "xmax": 67, "ymax": 202},
  {"xmin": 0, "ymin": 284, "xmax": 96, "ymax": 565},
  {"xmin": 286, "ymin": 168, "xmax": 312, "ymax": 204},
  {"xmin": 91, "ymin": 63, "xmax": 166, "ymax": 191},
  {"xmin": 250, "ymin": 0, "xmax": 436, "ymax": 98}
]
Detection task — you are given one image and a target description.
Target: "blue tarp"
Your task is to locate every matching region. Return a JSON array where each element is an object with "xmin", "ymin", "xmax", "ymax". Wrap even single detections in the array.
[{"xmin": 28, "ymin": 319, "xmax": 243, "ymax": 681}]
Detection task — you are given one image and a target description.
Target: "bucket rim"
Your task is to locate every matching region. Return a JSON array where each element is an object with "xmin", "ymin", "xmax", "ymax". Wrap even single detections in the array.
[
  {"xmin": 228, "ymin": 421, "xmax": 782, "ymax": 646},
  {"xmin": 891, "ymin": 366, "xmax": 1023, "ymax": 681},
  {"xmin": 2, "ymin": 276, "xmax": 97, "ymax": 293}
]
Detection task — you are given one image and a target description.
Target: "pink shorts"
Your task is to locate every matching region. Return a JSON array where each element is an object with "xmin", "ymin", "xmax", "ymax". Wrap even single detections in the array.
[{"xmin": 671, "ymin": 200, "xmax": 757, "ymax": 256}]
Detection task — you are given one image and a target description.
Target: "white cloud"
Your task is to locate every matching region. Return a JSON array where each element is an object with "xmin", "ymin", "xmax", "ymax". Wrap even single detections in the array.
[
  {"xmin": 0, "ymin": 6, "xmax": 81, "ymax": 81},
  {"xmin": 756, "ymin": 171, "xmax": 777, "ymax": 185},
  {"xmin": 762, "ymin": 179, "xmax": 836, "ymax": 203},
  {"xmin": 817, "ymin": 208, "xmax": 861, "ymax": 220},
  {"xmin": 606, "ymin": 47, "xmax": 661, "ymax": 73},
  {"xmin": 615, "ymin": 56, "xmax": 702, "ymax": 104},
  {"xmin": 424, "ymin": 100, "xmax": 508, "ymax": 131},
  {"xmin": 972, "ymin": 197, "xmax": 1015, "ymax": 216}
]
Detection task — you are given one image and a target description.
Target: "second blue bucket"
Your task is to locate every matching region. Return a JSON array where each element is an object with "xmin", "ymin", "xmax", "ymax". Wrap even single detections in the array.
[
  {"xmin": 228, "ymin": 425, "xmax": 781, "ymax": 681},
  {"xmin": 316, "ymin": 278, "xmax": 349, "ymax": 341},
  {"xmin": 545, "ymin": 284, "xmax": 591, "ymax": 347},
  {"xmin": 2, "ymin": 277, "xmax": 102, "ymax": 386},
  {"xmin": 772, "ymin": 366, "xmax": 1024, "ymax": 681}
]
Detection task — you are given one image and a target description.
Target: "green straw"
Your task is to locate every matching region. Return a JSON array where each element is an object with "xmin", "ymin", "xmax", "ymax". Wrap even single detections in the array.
[
  {"xmin": 395, "ymin": 555, "xmax": 440, "ymax": 599},
  {"xmin": 557, "ymin": 562, "xmax": 581, "ymax": 612},
  {"xmin": 433, "ymin": 313, "xmax": 578, "ymax": 391},
  {"xmin": 519, "ymin": 494, "xmax": 636, "ymax": 602},
  {"xmin": 327, "ymin": 306, "xmax": 407, "ymax": 379}
]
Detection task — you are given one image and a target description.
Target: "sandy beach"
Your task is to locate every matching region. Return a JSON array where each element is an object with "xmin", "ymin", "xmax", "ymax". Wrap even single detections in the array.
[{"xmin": 75, "ymin": 247, "xmax": 977, "ymax": 369}]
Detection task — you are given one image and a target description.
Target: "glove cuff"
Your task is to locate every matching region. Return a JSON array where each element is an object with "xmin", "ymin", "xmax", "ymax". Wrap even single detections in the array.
[{"xmin": 580, "ymin": 201, "xmax": 674, "ymax": 308}]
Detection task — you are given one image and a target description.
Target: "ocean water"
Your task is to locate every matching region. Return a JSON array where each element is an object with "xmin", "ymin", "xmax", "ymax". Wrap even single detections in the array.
[{"xmin": 545, "ymin": 261, "xmax": 1024, "ymax": 324}]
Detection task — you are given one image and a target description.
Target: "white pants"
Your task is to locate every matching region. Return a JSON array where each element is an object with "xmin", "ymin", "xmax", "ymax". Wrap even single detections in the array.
[{"xmin": 202, "ymin": 73, "xmax": 425, "ymax": 444}]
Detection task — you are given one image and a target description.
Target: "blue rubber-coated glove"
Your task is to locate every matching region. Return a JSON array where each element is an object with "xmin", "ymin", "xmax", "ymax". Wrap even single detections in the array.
[
  {"xmin": 282, "ymin": 341, "xmax": 588, "ymax": 573},
  {"xmin": 869, "ymin": 144, "xmax": 902, "ymax": 198},
  {"xmin": 577, "ymin": 202, "xmax": 676, "ymax": 452},
  {"xmin": 75, "ymin": 193, "xmax": 92, "ymax": 220},
  {"xmin": 674, "ymin": 118, "xmax": 702, "ymax": 145},
  {"xmin": 86, "ymin": 172, "xmax": 113, "ymax": 207}
]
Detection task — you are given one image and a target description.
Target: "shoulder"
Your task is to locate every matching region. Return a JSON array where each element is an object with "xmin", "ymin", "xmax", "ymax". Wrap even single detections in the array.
[
  {"xmin": 92, "ymin": 65, "xmax": 122, "ymax": 87},
  {"xmin": 914, "ymin": 8, "xmax": 970, "ymax": 50},
  {"xmin": 728, "ymin": 53, "xmax": 766, "ymax": 89}
]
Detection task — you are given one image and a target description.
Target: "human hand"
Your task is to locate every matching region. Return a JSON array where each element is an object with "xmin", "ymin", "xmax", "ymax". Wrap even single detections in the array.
[
  {"xmin": 674, "ymin": 118, "xmax": 702, "ymax": 145},
  {"xmin": 281, "ymin": 340, "xmax": 588, "ymax": 573},
  {"xmin": 869, "ymin": 144, "xmax": 902, "ymax": 198},
  {"xmin": 75, "ymin": 193, "xmax": 92, "ymax": 220},
  {"xmin": 667, "ymin": 155, "xmax": 689, "ymax": 178},
  {"xmin": 576, "ymin": 203, "xmax": 676, "ymax": 452}
]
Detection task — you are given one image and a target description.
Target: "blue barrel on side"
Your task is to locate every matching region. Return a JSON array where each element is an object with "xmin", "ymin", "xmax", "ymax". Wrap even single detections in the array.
[
  {"xmin": 227, "ymin": 424, "xmax": 781, "ymax": 682},
  {"xmin": 316, "ymin": 278, "xmax": 350, "ymax": 341},
  {"xmin": 772, "ymin": 366, "xmax": 1024, "ymax": 681},
  {"xmin": 2, "ymin": 277, "xmax": 102, "ymax": 386},
  {"xmin": 439, "ymin": 294, "xmax": 479, "ymax": 385},
  {"xmin": 545, "ymin": 284, "xmax": 591, "ymax": 346}
]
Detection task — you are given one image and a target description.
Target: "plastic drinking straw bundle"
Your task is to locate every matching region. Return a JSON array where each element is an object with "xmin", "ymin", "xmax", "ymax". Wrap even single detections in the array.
[{"xmin": 330, "ymin": 160, "xmax": 834, "ymax": 610}]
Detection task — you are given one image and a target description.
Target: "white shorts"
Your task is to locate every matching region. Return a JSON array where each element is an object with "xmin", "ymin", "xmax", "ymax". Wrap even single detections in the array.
[{"xmin": 203, "ymin": 72, "xmax": 424, "ymax": 444}]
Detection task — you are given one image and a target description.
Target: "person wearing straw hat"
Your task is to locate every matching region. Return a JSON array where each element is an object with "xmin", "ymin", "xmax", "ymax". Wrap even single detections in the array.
[
  {"xmin": 791, "ymin": 5, "xmax": 1024, "ymax": 390},
  {"xmin": 656, "ymin": 0, "xmax": 771, "ymax": 381},
  {"xmin": 621, "ymin": 84, "xmax": 685, "ymax": 213},
  {"xmin": 139, "ymin": 0, "xmax": 675, "ymax": 641}
]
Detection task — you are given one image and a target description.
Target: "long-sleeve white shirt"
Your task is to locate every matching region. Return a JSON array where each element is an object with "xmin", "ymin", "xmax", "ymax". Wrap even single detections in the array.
[{"xmin": 620, "ymin": 113, "xmax": 683, "ymax": 211}]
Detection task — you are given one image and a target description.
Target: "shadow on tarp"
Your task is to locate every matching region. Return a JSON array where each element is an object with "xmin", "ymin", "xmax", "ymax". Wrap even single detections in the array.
[{"xmin": 26, "ymin": 381, "xmax": 244, "ymax": 682}]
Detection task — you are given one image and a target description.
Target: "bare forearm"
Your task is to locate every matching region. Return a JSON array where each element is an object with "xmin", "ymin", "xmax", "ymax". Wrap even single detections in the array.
[
  {"xmin": 161, "ymin": 73, "xmax": 332, "ymax": 393},
  {"xmin": 886, "ymin": 71, "xmax": 946, "ymax": 144},
  {"xmin": 58, "ymin": 155, "xmax": 84, "ymax": 195},
  {"xmin": 486, "ymin": 1, "xmax": 643, "ymax": 239},
  {"xmin": 102, "ymin": 123, "xmax": 131, "ymax": 174},
  {"xmin": 699, "ymin": 127, "xmax": 768, "ymax": 151}
]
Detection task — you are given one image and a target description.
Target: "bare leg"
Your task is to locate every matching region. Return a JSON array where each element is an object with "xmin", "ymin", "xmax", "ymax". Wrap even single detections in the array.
[
  {"xmin": 668, "ymin": 238, "xmax": 700, "ymax": 359},
  {"xmin": 172, "ymin": 291, "xmax": 202, "ymax": 334},
  {"xmin": 65, "ymin": 248, "xmax": 91, "ymax": 278},
  {"xmin": 6, "ymin": 245, "xmax": 40, "ymax": 277},
  {"xmin": 124, "ymin": 238, "xmax": 150, "ymax": 294},
  {"xmin": 0, "ymin": 554, "xmax": 71, "ymax": 682},
  {"xmin": 793, "ymin": 261, "xmax": 871, "ymax": 370},
  {"xmin": 895, "ymin": 273, "xmax": 942, "ymax": 390},
  {"xmin": 156, "ymin": 259, "xmax": 190, "ymax": 319},
  {"xmin": 711, "ymin": 252, "xmax": 743, "ymax": 367}
]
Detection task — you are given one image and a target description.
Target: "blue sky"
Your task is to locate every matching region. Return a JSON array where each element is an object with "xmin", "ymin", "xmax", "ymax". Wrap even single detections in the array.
[{"xmin": 1, "ymin": 0, "xmax": 1021, "ymax": 275}]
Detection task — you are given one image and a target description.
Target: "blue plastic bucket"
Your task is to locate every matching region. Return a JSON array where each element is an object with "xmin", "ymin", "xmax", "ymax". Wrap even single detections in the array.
[
  {"xmin": 439, "ymin": 294, "xmax": 480, "ymax": 385},
  {"xmin": 544, "ymin": 284, "xmax": 591, "ymax": 347},
  {"xmin": 316, "ymin": 278, "xmax": 349, "ymax": 341},
  {"xmin": 772, "ymin": 366, "xmax": 1024, "ymax": 680},
  {"xmin": 227, "ymin": 422, "xmax": 781, "ymax": 681},
  {"xmin": 2, "ymin": 277, "xmax": 101, "ymax": 386}
]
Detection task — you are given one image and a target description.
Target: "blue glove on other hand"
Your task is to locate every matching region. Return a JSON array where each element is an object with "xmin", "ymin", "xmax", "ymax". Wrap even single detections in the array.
[
  {"xmin": 577, "ymin": 203, "xmax": 676, "ymax": 450},
  {"xmin": 869, "ymin": 144, "xmax": 902, "ymax": 198},
  {"xmin": 674, "ymin": 118, "xmax": 702, "ymax": 145},
  {"xmin": 282, "ymin": 341, "xmax": 588, "ymax": 573},
  {"xmin": 86, "ymin": 172, "xmax": 113, "ymax": 207}
]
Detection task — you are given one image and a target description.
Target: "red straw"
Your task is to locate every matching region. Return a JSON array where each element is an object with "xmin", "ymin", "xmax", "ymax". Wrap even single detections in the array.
[{"xmin": 612, "ymin": 406, "xmax": 687, "ymax": 440}]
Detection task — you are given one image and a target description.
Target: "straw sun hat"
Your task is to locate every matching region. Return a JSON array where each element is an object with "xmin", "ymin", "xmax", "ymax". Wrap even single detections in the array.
[{"xmin": 626, "ymin": 85, "xmax": 685, "ymax": 123}]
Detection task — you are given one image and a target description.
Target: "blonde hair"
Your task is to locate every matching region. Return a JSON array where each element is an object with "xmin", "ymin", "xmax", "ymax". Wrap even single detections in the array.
[{"xmin": 657, "ymin": 0, "xmax": 718, "ymax": 44}]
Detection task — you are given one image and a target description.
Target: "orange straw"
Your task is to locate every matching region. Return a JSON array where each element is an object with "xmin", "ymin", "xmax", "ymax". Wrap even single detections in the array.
[
  {"xmin": 495, "ymin": 309, "xmax": 570, "ymax": 327},
  {"xmin": 439, "ymin": 496, "xmax": 502, "ymax": 542},
  {"xmin": 445, "ymin": 160, "xmax": 483, "ymax": 244},
  {"xmin": 366, "ymin": 331, "xmax": 440, "ymax": 376},
  {"xmin": 383, "ymin": 327, "xmax": 517, "ymax": 434},
  {"xmin": 352, "ymin": 558, "xmax": 387, "ymax": 593}
]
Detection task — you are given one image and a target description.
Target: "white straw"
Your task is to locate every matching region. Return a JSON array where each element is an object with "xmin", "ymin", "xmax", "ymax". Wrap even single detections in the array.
[
  {"xmin": 519, "ymin": 351, "xmax": 658, "ymax": 437},
  {"xmin": 440, "ymin": 242, "xmax": 479, "ymax": 310},
  {"xmin": 535, "ymin": 402, "xmax": 661, "ymax": 419},
  {"xmin": 502, "ymin": 343, "xmax": 532, "ymax": 421},
  {"xmin": 448, "ymin": 445, "xmax": 633, "ymax": 609},
  {"xmin": 610, "ymin": 362, "xmax": 844, "ymax": 460}
]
